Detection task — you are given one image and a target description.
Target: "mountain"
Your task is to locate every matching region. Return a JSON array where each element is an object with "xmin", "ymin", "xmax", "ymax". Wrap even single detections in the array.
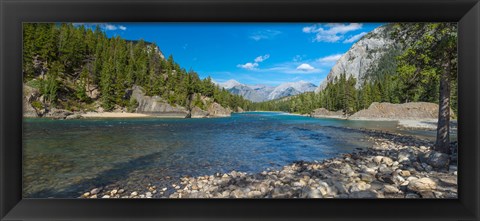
[
  {"xmin": 267, "ymin": 81, "xmax": 317, "ymax": 100},
  {"xmin": 217, "ymin": 80, "xmax": 316, "ymax": 102},
  {"xmin": 315, "ymin": 24, "xmax": 400, "ymax": 93},
  {"xmin": 219, "ymin": 79, "xmax": 243, "ymax": 89},
  {"xmin": 218, "ymin": 80, "xmax": 274, "ymax": 102}
]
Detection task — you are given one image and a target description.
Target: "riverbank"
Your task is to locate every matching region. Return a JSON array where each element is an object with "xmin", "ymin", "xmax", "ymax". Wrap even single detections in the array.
[
  {"xmin": 79, "ymin": 128, "xmax": 457, "ymax": 199},
  {"xmin": 81, "ymin": 112, "xmax": 186, "ymax": 119},
  {"xmin": 309, "ymin": 102, "xmax": 458, "ymax": 131}
]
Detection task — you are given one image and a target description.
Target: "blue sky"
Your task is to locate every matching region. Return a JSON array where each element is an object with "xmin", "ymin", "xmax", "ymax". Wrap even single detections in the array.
[{"xmin": 95, "ymin": 23, "xmax": 384, "ymax": 86}]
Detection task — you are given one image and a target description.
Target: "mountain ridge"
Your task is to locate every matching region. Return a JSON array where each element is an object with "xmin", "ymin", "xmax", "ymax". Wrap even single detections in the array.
[{"xmin": 217, "ymin": 80, "xmax": 317, "ymax": 102}]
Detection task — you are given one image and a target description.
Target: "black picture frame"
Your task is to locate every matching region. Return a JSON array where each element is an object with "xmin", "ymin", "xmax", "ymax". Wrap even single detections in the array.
[{"xmin": 1, "ymin": 0, "xmax": 479, "ymax": 220}]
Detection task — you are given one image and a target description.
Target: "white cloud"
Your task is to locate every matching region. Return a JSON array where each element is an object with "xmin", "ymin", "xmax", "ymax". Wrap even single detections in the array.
[
  {"xmin": 317, "ymin": 54, "xmax": 343, "ymax": 63},
  {"xmin": 302, "ymin": 23, "xmax": 363, "ymax": 43},
  {"xmin": 237, "ymin": 62, "xmax": 259, "ymax": 70},
  {"xmin": 302, "ymin": 26, "xmax": 314, "ymax": 33},
  {"xmin": 249, "ymin": 30, "xmax": 281, "ymax": 41},
  {"xmin": 73, "ymin": 23, "xmax": 127, "ymax": 31},
  {"xmin": 103, "ymin": 24, "xmax": 127, "ymax": 31},
  {"xmin": 254, "ymin": 54, "xmax": 270, "ymax": 63},
  {"xmin": 296, "ymin": 63, "xmax": 315, "ymax": 71},
  {"xmin": 237, "ymin": 54, "xmax": 270, "ymax": 70},
  {"xmin": 104, "ymin": 24, "xmax": 117, "ymax": 30},
  {"xmin": 343, "ymin": 32, "xmax": 367, "ymax": 43}
]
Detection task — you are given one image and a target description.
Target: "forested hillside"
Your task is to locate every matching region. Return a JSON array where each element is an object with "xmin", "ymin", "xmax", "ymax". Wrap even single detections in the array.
[
  {"xmin": 23, "ymin": 23, "xmax": 252, "ymax": 114},
  {"xmin": 253, "ymin": 23, "xmax": 458, "ymax": 117}
]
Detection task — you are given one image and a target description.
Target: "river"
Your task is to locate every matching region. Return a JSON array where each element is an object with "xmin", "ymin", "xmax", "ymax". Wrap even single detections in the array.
[{"xmin": 23, "ymin": 111, "xmax": 441, "ymax": 198}]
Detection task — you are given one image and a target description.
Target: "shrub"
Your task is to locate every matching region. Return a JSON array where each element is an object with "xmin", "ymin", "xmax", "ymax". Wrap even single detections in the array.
[
  {"xmin": 31, "ymin": 100, "xmax": 43, "ymax": 110},
  {"xmin": 127, "ymin": 98, "xmax": 139, "ymax": 113}
]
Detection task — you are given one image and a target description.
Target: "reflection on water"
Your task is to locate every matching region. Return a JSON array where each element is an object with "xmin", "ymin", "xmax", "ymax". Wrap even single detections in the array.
[{"xmin": 23, "ymin": 112, "xmax": 441, "ymax": 198}]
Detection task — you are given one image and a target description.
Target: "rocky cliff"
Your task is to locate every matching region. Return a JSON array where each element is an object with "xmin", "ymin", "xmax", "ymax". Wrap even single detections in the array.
[
  {"xmin": 316, "ymin": 24, "xmax": 398, "ymax": 92},
  {"xmin": 131, "ymin": 86, "xmax": 189, "ymax": 117}
]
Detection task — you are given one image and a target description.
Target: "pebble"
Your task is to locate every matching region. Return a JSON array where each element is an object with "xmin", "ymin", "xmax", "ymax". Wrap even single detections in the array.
[
  {"xmin": 399, "ymin": 170, "xmax": 411, "ymax": 177},
  {"xmin": 146, "ymin": 192, "xmax": 153, "ymax": 198},
  {"xmin": 90, "ymin": 188, "xmax": 101, "ymax": 195}
]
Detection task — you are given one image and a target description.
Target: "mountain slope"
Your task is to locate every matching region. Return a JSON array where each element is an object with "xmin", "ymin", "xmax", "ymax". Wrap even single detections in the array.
[{"xmin": 315, "ymin": 24, "xmax": 399, "ymax": 92}]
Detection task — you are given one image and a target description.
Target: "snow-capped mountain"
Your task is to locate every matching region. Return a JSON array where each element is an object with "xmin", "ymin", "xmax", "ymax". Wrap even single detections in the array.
[
  {"xmin": 219, "ymin": 79, "xmax": 243, "ymax": 89},
  {"xmin": 216, "ymin": 79, "xmax": 316, "ymax": 102},
  {"xmin": 267, "ymin": 81, "xmax": 317, "ymax": 100}
]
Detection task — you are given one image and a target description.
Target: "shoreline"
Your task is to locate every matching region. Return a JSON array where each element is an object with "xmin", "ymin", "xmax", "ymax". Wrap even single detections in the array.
[
  {"xmin": 79, "ymin": 128, "xmax": 457, "ymax": 199},
  {"xmin": 80, "ymin": 112, "xmax": 187, "ymax": 119},
  {"xmin": 25, "ymin": 111, "xmax": 456, "ymax": 131}
]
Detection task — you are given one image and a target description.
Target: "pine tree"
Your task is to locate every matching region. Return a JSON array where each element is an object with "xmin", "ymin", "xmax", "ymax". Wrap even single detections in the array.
[{"xmin": 394, "ymin": 23, "xmax": 457, "ymax": 154}]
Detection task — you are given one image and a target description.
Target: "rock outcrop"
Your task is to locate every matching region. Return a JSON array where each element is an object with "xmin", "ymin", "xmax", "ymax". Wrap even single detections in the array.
[
  {"xmin": 42, "ymin": 108, "xmax": 74, "ymax": 120},
  {"xmin": 207, "ymin": 102, "xmax": 232, "ymax": 117},
  {"xmin": 310, "ymin": 108, "xmax": 346, "ymax": 119},
  {"xmin": 187, "ymin": 94, "xmax": 232, "ymax": 118},
  {"xmin": 316, "ymin": 24, "xmax": 398, "ymax": 92},
  {"xmin": 190, "ymin": 106, "xmax": 209, "ymax": 118},
  {"xmin": 131, "ymin": 86, "xmax": 189, "ymax": 117},
  {"xmin": 23, "ymin": 85, "xmax": 41, "ymax": 118},
  {"xmin": 349, "ymin": 102, "xmax": 455, "ymax": 120}
]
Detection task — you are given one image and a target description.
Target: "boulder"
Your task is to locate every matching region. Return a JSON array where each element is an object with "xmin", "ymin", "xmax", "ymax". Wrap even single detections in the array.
[
  {"xmin": 419, "ymin": 151, "xmax": 450, "ymax": 169},
  {"xmin": 383, "ymin": 185, "xmax": 399, "ymax": 193},
  {"xmin": 86, "ymin": 84, "xmax": 100, "ymax": 99},
  {"xmin": 131, "ymin": 86, "xmax": 188, "ymax": 116},
  {"xmin": 190, "ymin": 106, "xmax": 209, "ymax": 118},
  {"xmin": 207, "ymin": 102, "xmax": 232, "ymax": 117},
  {"xmin": 408, "ymin": 178, "xmax": 437, "ymax": 192},
  {"xmin": 43, "ymin": 108, "xmax": 74, "ymax": 119}
]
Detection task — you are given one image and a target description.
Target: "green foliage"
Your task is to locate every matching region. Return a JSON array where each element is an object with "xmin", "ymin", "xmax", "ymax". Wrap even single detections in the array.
[
  {"xmin": 127, "ymin": 98, "xmax": 139, "ymax": 113},
  {"xmin": 75, "ymin": 67, "xmax": 89, "ymax": 102},
  {"xmin": 23, "ymin": 23, "xmax": 252, "ymax": 112},
  {"xmin": 31, "ymin": 101, "xmax": 43, "ymax": 110},
  {"xmin": 40, "ymin": 61, "xmax": 62, "ymax": 104}
]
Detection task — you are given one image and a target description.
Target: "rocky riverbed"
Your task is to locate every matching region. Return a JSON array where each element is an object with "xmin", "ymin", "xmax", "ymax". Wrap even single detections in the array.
[{"xmin": 80, "ymin": 129, "xmax": 457, "ymax": 199}]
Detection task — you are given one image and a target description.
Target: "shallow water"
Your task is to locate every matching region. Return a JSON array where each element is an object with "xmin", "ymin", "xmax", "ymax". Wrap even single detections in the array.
[{"xmin": 23, "ymin": 112, "xmax": 439, "ymax": 198}]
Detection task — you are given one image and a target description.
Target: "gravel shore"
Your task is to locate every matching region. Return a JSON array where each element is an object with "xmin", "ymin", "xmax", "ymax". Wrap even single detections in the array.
[{"xmin": 80, "ymin": 129, "xmax": 457, "ymax": 199}]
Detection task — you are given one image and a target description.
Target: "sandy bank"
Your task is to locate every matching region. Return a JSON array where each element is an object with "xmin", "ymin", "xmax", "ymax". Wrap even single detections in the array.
[{"xmin": 81, "ymin": 112, "xmax": 186, "ymax": 118}]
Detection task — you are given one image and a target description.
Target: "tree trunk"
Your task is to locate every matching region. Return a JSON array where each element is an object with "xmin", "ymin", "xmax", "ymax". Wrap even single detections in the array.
[{"xmin": 435, "ymin": 62, "xmax": 451, "ymax": 154}]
